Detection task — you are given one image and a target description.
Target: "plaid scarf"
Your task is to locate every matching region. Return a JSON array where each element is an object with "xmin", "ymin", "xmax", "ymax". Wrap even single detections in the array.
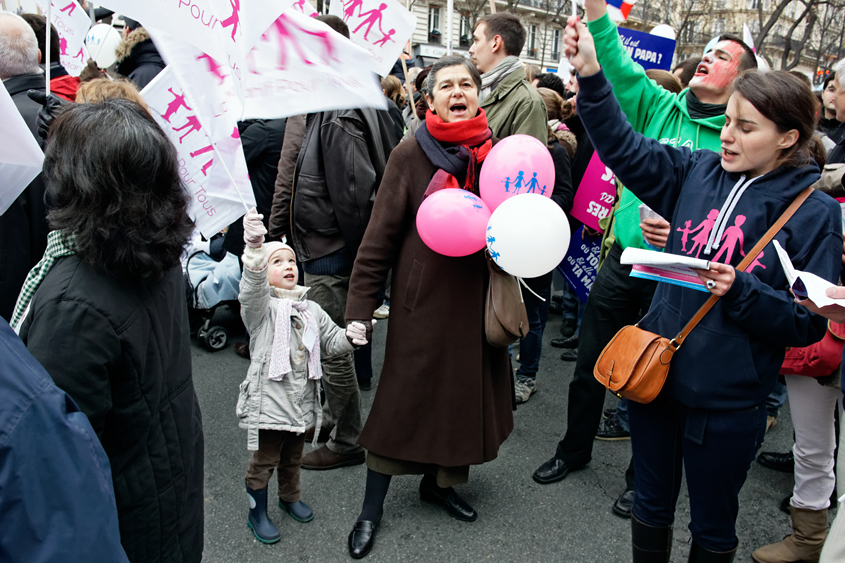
[{"xmin": 11, "ymin": 230, "xmax": 76, "ymax": 333}]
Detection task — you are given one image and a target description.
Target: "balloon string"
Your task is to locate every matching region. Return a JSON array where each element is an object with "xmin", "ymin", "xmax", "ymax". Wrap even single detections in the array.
[{"xmin": 518, "ymin": 277, "xmax": 546, "ymax": 302}]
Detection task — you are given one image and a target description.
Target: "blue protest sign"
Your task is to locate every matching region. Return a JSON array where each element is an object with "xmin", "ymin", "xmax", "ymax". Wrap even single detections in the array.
[
  {"xmin": 616, "ymin": 28, "xmax": 676, "ymax": 71},
  {"xmin": 558, "ymin": 226, "xmax": 602, "ymax": 303}
]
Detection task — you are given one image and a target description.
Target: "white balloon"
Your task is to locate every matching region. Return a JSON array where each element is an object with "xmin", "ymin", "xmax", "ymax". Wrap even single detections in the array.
[
  {"xmin": 486, "ymin": 194, "xmax": 571, "ymax": 278},
  {"xmin": 86, "ymin": 24, "xmax": 123, "ymax": 69},
  {"xmin": 649, "ymin": 24, "xmax": 676, "ymax": 40}
]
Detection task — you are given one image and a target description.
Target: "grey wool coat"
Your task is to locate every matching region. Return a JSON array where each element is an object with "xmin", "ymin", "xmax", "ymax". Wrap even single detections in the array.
[{"xmin": 346, "ymin": 137, "xmax": 514, "ymax": 468}]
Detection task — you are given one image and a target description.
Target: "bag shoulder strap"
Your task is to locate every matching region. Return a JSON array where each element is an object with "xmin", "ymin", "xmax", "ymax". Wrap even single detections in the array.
[{"xmin": 672, "ymin": 186, "xmax": 815, "ymax": 349}]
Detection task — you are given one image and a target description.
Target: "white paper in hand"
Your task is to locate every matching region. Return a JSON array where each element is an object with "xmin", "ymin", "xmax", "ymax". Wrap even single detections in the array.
[
  {"xmin": 0, "ymin": 81, "xmax": 44, "ymax": 215},
  {"xmin": 773, "ymin": 240, "xmax": 842, "ymax": 308}
]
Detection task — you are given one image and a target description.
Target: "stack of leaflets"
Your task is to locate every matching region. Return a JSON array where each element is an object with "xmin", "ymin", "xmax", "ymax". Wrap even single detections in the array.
[{"xmin": 620, "ymin": 248, "xmax": 710, "ymax": 292}]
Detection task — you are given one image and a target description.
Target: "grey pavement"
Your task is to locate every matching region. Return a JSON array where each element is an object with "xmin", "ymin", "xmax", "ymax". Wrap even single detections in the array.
[{"xmin": 193, "ymin": 306, "xmax": 807, "ymax": 562}]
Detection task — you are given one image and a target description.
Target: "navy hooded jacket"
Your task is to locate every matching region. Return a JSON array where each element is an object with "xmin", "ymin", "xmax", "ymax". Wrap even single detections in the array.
[
  {"xmin": 578, "ymin": 70, "xmax": 843, "ymax": 411},
  {"xmin": 0, "ymin": 319, "xmax": 128, "ymax": 562}
]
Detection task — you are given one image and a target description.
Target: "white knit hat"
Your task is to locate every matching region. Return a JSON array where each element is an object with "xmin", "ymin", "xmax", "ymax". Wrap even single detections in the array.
[{"xmin": 263, "ymin": 241, "xmax": 296, "ymax": 263}]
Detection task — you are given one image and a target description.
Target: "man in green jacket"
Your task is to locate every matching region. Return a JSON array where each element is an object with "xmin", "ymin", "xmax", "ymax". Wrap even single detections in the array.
[
  {"xmin": 531, "ymin": 0, "xmax": 756, "ymax": 518},
  {"xmin": 470, "ymin": 13, "xmax": 547, "ymax": 143}
]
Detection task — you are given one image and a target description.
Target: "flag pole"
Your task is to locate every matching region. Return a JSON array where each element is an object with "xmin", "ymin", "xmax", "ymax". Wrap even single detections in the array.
[
  {"xmin": 44, "ymin": 1, "xmax": 51, "ymax": 96},
  {"xmin": 209, "ymin": 141, "xmax": 252, "ymax": 214},
  {"xmin": 446, "ymin": 0, "xmax": 453, "ymax": 55}
]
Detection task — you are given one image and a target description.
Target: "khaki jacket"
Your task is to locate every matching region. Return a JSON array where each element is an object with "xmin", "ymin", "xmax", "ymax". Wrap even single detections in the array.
[
  {"xmin": 237, "ymin": 245, "xmax": 353, "ymax": 450},
  {"xmin": 480, "ymin": 66, "xmax": 547, "ymax": 143}
]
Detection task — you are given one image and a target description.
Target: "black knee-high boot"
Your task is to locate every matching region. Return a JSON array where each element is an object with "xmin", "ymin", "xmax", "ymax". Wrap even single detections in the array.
[{"xmin": 632, "ymin": 515, "xmax": 673, "ymax": 563}]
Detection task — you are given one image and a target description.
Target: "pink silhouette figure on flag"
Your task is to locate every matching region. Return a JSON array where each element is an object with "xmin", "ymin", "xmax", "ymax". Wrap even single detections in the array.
[
  {"xmin": 197, "ymin": 54, "xmax": 227, "ymax": 85},
  {"xmin": 60, "ymin": 2, "xmax": 76, "ymax": 15},
  {"xmin": 373, "ymin": 28, "xmax": 396, "ymax": 47},
  {"xmin": 342, "ymin": 0, "xmax": 365, "ymax": 21},
  {"xmin": 73, "ymin": 47, "xmax": 84, "ymax": 61},
  {"xmin": 162, "ymin": 88, "xmax": 193, "ymax": 123},
  {"xmin": 219, "ymin": 0, "xmax": 241, "ymax": 41},
  {"xmin": 265, "ymin": 15, "xmax": 338, "ymax": 70},
  {"xmin": 746, "ymin": 250, "xmax": 767, "ymax": 273},
  {"xmin": 59, "ymin": 37, "xmax": 69, "ymax": 56},
  {"xmin": 173, "ymin": 115, "xmax": 203, "ymax": 143},
  {"xmin": 190, "ymin": 145, "xmax": 214, "ymax": 158},
  {"xmin": 232, "ymin": 126, "xmax": 240, "ymax": 139},
  {"xmin": 711, "ymin": 215, "xmax": 746, "ymax": 263},
  {"xmin": 199, "ymin": 159, "xmax": 214, "ymax": 175},
  {"xmin": 676, "ymin": 220, "xmax": 693, "ymax": 252},
  {"xmin": 354, "ymin": 3, "xmax": 388, "ymax": 41},
  {"xmin": 685, "ymin": 209, "xmax": 719, "ymax": 258}
]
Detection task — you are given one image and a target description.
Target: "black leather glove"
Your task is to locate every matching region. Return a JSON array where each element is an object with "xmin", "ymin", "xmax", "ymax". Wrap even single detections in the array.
[{"xmin": 26, "ymin": 90, "xmax": 69, "ymax": 146}]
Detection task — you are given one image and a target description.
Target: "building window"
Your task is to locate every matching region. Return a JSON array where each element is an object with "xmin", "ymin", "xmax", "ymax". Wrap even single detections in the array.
[
  {"xmin": 460, "ymin": 15, "xmax": 470, "ymax": 47},
  {"xmin": 528, "ymin": 24, "xmax": 538, "ymax": 58},
  {"xmin": 552, "ymin": 29, "xmax": 560, "ymax": 59},
  {"xmin": 712, "ymin": 19, "xmax": 725, "ymax": 35},
  {"xmin": 428, "ymin": 7, "xmax": 441, "ymax": 44},
  {"xmin": 747, "ymin": 0, "xmax": 760, "ymax": 9}
]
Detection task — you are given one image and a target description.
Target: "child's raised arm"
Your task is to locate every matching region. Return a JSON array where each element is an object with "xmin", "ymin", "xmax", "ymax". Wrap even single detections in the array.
[{"xmin": 239, "ymin": 209, "xmax": 271, "ymax": 333}]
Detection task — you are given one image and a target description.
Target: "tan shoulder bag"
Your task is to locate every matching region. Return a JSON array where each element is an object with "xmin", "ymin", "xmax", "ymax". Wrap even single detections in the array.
[{"xmin": 593, "ymin": 187, "xmax": 814, "ymax": 404}]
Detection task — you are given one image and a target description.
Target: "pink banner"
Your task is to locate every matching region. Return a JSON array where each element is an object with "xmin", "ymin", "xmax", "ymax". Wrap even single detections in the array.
[{"xmin": 570, "ymin": 152, "xmax": 616, "ymax": 232}]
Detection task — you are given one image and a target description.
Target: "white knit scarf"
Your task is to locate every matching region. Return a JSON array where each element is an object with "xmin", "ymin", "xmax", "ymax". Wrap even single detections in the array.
[{"xmin": 267, "ymin": 287, "xmax": 322, "ymax": 382}]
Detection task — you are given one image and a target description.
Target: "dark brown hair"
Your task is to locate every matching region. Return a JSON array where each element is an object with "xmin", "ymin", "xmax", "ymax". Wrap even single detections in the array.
[
  {"xmin": 672, "ymin": 57, "xmax": 699, "ymax": 88},
  {"xmin": 20, "ymin": 13, "xmax": 60, "ymax": 63},
  {"xmin": 476, "ymin": 13, "xmax": 525, "ymax": 57},
  {"xmin": 44, "ymin": 99, "xmax": 193, "ymax": 283},
  {"xmin": 315, "ymin": 14, "xmax": 349, "ymax": 38},
  {"xmin": 717, "ymin": 34, "xmax": 757, "ymax": 73},
  {"xmin": 732, "ymin": 70, "xmax": 817, "ymax": 168},
  {"xmin": 537, "ymin": 87, "xmax": 572, "ymax": 121}
]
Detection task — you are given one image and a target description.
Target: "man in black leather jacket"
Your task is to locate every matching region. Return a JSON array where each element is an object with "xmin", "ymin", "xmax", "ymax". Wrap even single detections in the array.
[{"xmin": 291, "ymin": 104, "xmax": 398, "ymax": 470}]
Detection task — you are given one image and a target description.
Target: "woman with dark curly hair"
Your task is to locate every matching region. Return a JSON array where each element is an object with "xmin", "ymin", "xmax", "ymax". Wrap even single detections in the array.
[{"xmin": 15, "ymin": 99, "xmax": 205, "ymax": 563}]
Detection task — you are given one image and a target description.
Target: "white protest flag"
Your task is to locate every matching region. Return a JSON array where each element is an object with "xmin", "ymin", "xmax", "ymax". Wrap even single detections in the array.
[
  {"xmin": 291, "ymin": 0, "xmax": 318, "ymax": 17},
  {"xmin": 240, "ymin": 9, "xmax": 387, "ymax": 119},
  {"xmin": 141, "ymin": 66, "xmax": 255, "ymax": 238},
  {"xmin": 329, "ymin": 0, "xmax": 415, "ymax": 76},
  {"xmin": 25, "ymin": 0, "xmax": 92, "ymax": 77},
  {"xmin": 0, "ymin": 81, "xmax": 44, "ymax": 215},
  {"xmin": 743, "ymin": 23, "xmax": 756, "ymax": 53},
  {"xmin": 98, "ymin": 0, "xmax": 291, "ymax": 98}
]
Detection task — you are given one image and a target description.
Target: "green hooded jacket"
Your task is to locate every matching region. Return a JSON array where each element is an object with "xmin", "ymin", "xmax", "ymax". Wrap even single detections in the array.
[{"xmin": 587, "ymin": 14, "xmax": 725, "ymax": 255}]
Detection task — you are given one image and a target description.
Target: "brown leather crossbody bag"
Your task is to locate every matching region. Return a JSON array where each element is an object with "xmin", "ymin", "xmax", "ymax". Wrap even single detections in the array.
[
  {"xmin": 485, "ymin": 251, "xmax": 529, "ymax": 347},
  {"xmin": 593, "ymin": 187, "xmax": 814, "ymax": 404}
]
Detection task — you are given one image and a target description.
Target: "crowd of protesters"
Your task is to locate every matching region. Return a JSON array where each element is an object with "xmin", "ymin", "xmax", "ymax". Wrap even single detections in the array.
[{"xmin": 3, "ymin": 1, "xmax": 845, "ymax": 562}]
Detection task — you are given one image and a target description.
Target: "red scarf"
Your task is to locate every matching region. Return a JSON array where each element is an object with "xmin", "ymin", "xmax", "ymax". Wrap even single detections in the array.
[{"xmin": 422, "ymin": 108, "xmax": 493, "ymax": 196}]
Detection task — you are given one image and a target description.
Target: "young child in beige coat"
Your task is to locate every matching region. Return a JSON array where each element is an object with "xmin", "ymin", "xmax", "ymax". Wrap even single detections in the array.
[{"xmin": 237, "ymin": 209, "xmax": 370, "ymax": 544}]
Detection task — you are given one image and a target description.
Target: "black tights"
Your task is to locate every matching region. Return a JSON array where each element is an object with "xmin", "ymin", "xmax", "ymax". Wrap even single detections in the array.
[{"xmin": 358, "ymin": 469, "xmax": 391, "ymax": 522}]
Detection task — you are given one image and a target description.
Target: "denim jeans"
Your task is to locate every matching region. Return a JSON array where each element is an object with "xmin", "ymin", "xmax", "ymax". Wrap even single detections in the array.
[
  {"xmin": 616, "ymin": 398, "xmax": 630, "ymax": 432},
  {"xmin": 765, "ymin": 379, "xmax": 788, "ymax": 417},
  {"xmin": 515, "ymin": 272, "xmax": 552, "ymax": 380},
  {"xmin": 560, "ymin": 280, "xmax": 587, "ymax": 335}
]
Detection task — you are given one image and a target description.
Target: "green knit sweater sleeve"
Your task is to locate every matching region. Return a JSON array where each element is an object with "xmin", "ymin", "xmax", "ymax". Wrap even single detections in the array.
[{"xmin": 587, "ymin": 14, "xmax": 675, "ymax": 133}]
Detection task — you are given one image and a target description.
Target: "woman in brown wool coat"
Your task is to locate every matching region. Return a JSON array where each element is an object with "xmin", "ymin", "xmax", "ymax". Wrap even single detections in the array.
[{"xmin": 343, "ymin": 55, "xmax": 515, "ymax": 559}]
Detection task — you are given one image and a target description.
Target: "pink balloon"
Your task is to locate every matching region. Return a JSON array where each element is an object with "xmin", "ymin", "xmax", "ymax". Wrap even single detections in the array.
[
  {"xmin": 479, "ymin": 134, "xmax": 555, "ymax": 211},
  {"xmin": 416, "ymin": 189, "xmax": 492, "ymax": 257}
]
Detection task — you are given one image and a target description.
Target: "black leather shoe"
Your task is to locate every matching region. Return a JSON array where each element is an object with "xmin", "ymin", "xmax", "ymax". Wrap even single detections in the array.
[
  {"xmin": 757, "ymin": 450, "xmax": 794, "ymax": 473},
  {"xmin": 549, "ymin": 301, "xmax": 563, "ymax": 315},
  {"xmin": 348, "ymin": 514, "xmax": 381, "ymax": 559},
  {"xmin": 560, "ymin": 348, "xmax": 578, "ymax": 362},
  {"xmin": 612, "ymin": 488, "xmax": 636, "ymax": 519},
  {"xmin": 532, "ymin": 457, "xmax": 584, "ymax": 484},
  {"xmin": 550, "ymin": 334, "xmax": 579, "ymax": 349},
  {"xmin": 419, "ymin": 476, "xmax": 477, "ymax": 522},
  {"xmin": 560, "ymin": 317, "xmax": 577, "ymax": 338}
]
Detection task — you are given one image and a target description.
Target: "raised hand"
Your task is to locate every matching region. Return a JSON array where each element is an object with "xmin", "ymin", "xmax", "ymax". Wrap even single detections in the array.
[
  {"xmin": 243, "ymin": 208, "xmax": 267, "ymax": 248},
  {"xmin": 564, "ymin": 17, "xmax": 601, "ymax": 77}
]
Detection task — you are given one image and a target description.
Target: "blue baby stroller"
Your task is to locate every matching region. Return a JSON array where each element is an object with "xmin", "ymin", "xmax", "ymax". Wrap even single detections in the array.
[{"xmin": 183, "ymin": 235, "xmax": 242, "ymax": 351}]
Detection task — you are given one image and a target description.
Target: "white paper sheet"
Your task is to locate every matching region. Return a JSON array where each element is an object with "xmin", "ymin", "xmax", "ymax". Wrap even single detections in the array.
[
  {"xmin": 620, "ymin": 247, "xmax": 711, "ymax": 270},
  {"xmin": 0, "ymin": 81, "xmax": 44, "ymax": 215},
  {"xmin": 773, "ymin": 240, "xmax": 842, "ymax": 308}
]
